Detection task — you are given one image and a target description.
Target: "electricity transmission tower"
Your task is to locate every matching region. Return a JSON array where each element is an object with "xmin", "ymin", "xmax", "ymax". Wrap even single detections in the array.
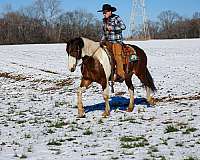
[{"xmin": 129, "ymin": 0, "xmax": 150, "ymax": 39}]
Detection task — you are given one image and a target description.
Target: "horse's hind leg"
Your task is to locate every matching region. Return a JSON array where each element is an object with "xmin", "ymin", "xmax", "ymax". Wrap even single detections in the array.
[
  {"xmin": 145, "ymin": 86, "xmax": 156, "ymax": 105},
  {"xmin": 77, "ymin": 79, "xmax": 92, "ymax": 118},
  {"xmin": 125, "ymin": 76, "xmax": 134, "ymax": 112},
  {"xmin": 137, "ymin": 73, "xmax": 156, "ymax": 105}
]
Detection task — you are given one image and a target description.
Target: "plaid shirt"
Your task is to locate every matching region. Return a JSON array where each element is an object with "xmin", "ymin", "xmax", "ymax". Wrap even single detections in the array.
[{"xmin": 101, "ymin": 14, "xmax": 126, "ymax": 43}]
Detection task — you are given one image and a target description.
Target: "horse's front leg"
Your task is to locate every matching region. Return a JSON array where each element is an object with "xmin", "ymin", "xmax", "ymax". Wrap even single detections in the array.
[
  {"xmin": 125, "ymin": 76, "xmax": 134, "ymax": 112},
  {"xmin": 77, "ymin": 79, "xmax": 92, "ymax": 118},
  {"xmin": 102, "ymin": 81, "xmax": 110, "ymax": 118}
]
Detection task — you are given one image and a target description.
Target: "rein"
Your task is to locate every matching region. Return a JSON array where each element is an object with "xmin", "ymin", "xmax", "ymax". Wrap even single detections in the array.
[
  {"xmin": 91, "ymin": 46, "xmax": 101, "ymax": 57},
  {"xmin": 78, "ymin": 46, "xmax": 100, "ymax": 66}
]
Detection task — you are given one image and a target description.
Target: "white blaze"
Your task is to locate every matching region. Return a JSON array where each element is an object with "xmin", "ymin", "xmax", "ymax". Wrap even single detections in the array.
[{"xmin": 68, "ymin": 55, "xmax": 76, "ymax": 71}]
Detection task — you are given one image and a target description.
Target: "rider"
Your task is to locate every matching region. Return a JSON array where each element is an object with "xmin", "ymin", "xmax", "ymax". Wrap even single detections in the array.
[{"xmin": 98, "ymin": 4, "xmax": 126, "ymax": 82}]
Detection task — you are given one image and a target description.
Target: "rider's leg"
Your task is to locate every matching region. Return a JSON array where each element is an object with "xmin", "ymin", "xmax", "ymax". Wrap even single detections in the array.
[{"xmin": 112, "ymin": 43, "xmax": 125, "ymax": 80}]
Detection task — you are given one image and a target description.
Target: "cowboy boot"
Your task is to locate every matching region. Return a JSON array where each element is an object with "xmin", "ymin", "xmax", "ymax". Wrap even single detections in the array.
[{"xmin": 112, "ymin": 43, "xmax": 125, "ymax": 82}]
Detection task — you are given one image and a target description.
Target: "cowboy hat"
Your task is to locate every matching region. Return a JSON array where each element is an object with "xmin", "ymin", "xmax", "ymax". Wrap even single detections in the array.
[{"xmin": 97, "ymin": 4, "xmax": 117, "ymax": 12}]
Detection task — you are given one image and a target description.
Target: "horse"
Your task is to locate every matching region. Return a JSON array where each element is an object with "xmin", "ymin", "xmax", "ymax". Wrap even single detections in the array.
[{"xmin": 66, "ymin": 37, "xmax": 156, "ymax": 118}]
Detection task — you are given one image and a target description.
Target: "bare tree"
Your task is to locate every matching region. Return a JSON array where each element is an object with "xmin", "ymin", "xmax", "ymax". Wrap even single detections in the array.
[
  {"xmin": 31, "ymin": 0, "xmax": 61, "ymax": 41},
  {"xmin": 32, "ymin": 0, "xmax": 61, "ymax": 24},
  {"xmin": 1, "ymin": 3, "xmax": 13, "ymax": 14},
  {"xmin": 147, "ymin": 20, "xmax": 160, "ymax": 39},
  {"xmin": 158, "ymin": 10, "xmax": 180, "ymax": 38},
  {"xmin": 193, "ymin": 12, "xmax": 200, "ymax": 19}
]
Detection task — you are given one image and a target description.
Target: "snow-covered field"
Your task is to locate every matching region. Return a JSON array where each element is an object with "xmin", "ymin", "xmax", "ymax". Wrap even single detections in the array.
[{"xmin": 0, "ymin": 39, "xmax": 200, "ymax": 160}]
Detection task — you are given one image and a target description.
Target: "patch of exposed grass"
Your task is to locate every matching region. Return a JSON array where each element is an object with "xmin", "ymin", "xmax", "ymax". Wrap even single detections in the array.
[
  {"xmin": 164, "ymin": 125, "xmax": 179, "ymax": 133},
  {"xmin": 24, "ymin": 133, "xmax": 31, "ymax": 139},
  {"xmin": 176, "ymin": 122, "xmax": 188, "ymax": 129},
  {"xmin": 159, "ymin": 156, "xmax": 167, "ymax": 160},
  {"xmin": 47, "ymin": 128, "xmax": 55, "ymax": 134},
  {"xmin": 49, "ymin": 120, "xmax": 67, "ymax": 128},
  {"xmin": 1, "ymin": 142, "xmax": 6, "ymax": 145},
  {"xmin": 55, "ymin": 101, "xmax": 68, "ymax": 107},
  {"xmin": 47, "ymin": 139, "xmax": 63, "ymax": 146},
  {"xmin": 160, "ymin": 138, "xmax": 168, "ymax": 145},
  {"xmin": 121, "ymin": 150, "xmax": 134, "ymax": 155},
  {"xmin": 121, "ymin": 142, "xmax": 148, "ymax": 148},
  {"xmin": 182, "ymin": 127, "xmax": 198, "ymax": 134},
  {"xmin": 90, "ymin": 153, "xmax": 97, "ymax": 156},
  {"xmin": 196, "ymin": 140, "xmax": 200, "ymax": 144},
  {"xmin": 19, "ymin": 154, "xmax": 27, "ymax": 159},
  {"xmin": 106, "ymin": 149, "xmax": 114, "ymax": 152},
  {"xmin": 120, "ymin": 136, "xmax": 149, "ymax": 149},
  {"xmin": 120, "ymin": 136, "xmax": 146, "ymax": 142},
  {"xmin": 111, "ymin": 157, "xmax": 119, "ymax": 160},
  {"xmin": 188, "ymin": 118, "xmax": 194, "ymax": 121},
  {"xmin": 148, "ymin": 145, "xmax": 159, "ymax": 152},
  {"xmin": 83, "ymin": 129, "xmax": 93, "ymax": 135},
  {"xmin": 98, "ymin": 119, "xmax": 104, "ymax": 124},
  {"xmin": 69, "ymin": 125, "xmax": 77, "ymax": 132},
  {"xmin": 66, "ymin": 138, "xmax": 76, "ymax": 141},
  {"xmin": 184, "ymin": 157, "xmax": 199, "ymax": 160},
  {"xmin": 16, "ymin": 120, "xmax": 27, "ymax": 124},
  {"xmin": 17, "ymin": 111, "xmax": 27, "ymax": 116},
  {"xmin": 71, "ymin": 121, "xmax": 77, "ymax": 125},
  {"xmin": 175, "ymin": 142, "xmax": 184, "ymax": 147},
  {"xmin": 27, "ymin": 146, "xmax": 32, "ymax": 152},
  {"xmin": 119, "ymin": 117, "xmax": 142, "ymax": 124}
]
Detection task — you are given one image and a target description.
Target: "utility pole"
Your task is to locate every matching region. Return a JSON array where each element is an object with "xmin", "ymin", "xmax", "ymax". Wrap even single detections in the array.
[{"xmin": 129, "ymin": 0, "xmax": 150, "ymax": 39}]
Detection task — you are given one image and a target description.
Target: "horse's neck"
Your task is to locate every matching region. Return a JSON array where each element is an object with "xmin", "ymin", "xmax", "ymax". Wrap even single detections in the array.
[{"xmin": 81, "ymin": 37, "xmax": 99, "ymax": 57}]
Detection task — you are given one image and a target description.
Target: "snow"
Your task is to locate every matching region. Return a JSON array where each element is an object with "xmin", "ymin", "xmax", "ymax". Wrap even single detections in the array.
[{"xmin": 0, "ymin": 39, "xmax": 200, "ymax": 160}]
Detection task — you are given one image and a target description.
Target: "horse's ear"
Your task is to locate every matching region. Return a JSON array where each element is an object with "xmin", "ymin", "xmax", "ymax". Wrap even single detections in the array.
[
  {"xmin": 77, "ymin": 37, "xmax": 84, "ymax": 49},
  {"xmin": 66, "ymin": 39, "xmax": 72, "ymax": 49},
  {"xmin": 66, "ymin": 40, "xmax": 71, "ymax": 53},
  {"xmin": 66, "ymin": 39, "xmax": 70, "ymax": 46}
]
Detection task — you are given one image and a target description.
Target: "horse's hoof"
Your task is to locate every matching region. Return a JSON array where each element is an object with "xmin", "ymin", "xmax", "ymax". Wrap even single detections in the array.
[
  {"xmin": 126, "ymin": 107, "xmax": 134, "ymax": 112},
  {"xmin": 147, "ymin": 97, "xmax": 156, "ymax": 105},
  {"xmin": 78, "ymin": 113, "xmax": 86, "ymax": 118},
  {"xmin": 102, "ymin": 112, "xmax": 110, "ymax": 118}
]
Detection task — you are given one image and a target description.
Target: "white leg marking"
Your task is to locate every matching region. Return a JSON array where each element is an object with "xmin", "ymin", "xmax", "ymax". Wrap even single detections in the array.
[
  {"xmin": 146, "ymin": 86, "xmax": 152, "ymax": 100},
  {"xmin": 68, "ymin": 55, "xmax": 76, "ymax": 71},
  {"xmin": 102, "ymin": 82, "xmax": 110, "ymax": 117},
  {"xmin": 146, "ymin": 86, "xmax": 156, "ymax": 105},
  {"xmin": 77, "ymin": 87, "xmax": 86, "ymax": 117},
  {"xmin": 128, "ymin": 89, "xmax": 134, "ymax": 111}
]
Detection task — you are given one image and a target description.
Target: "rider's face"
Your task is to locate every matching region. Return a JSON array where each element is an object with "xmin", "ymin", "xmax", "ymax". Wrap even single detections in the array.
[{"xmin": 103, "ymin": 10, "xmax": 112, "ymax": 18}]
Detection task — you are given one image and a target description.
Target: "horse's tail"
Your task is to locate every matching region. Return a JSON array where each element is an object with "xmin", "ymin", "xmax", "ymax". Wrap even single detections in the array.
[{"xmin": 145, "ymin": 68, "xmax": 157, "ymax": 93}]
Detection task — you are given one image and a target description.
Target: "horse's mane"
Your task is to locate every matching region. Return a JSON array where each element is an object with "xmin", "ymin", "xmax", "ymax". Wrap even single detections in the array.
[{"xmin": 80, "ymin": 37, "xmax": 101, "ymax": 57}]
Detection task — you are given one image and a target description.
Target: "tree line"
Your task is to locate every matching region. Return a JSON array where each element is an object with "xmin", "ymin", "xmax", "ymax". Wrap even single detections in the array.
[
  {"xmin": 147, "ymin": 10, "xmax": 200, "ymax": 39},
  {"xmin": 0, "ymin": 0, "xmax": 200, "ymax": 44},
  {"xmin": 0, "ymin": 0, "xmax": 102, "ymax": 44}
]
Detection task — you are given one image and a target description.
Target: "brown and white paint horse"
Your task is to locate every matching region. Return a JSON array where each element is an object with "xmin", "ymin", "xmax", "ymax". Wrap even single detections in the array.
[{"xmin": 66, "ymin": 37, "xmax": 156, "ymax": 118}]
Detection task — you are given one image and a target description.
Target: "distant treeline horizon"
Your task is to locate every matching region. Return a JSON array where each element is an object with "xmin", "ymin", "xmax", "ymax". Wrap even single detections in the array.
[{"xmin": 0, "ymin": 0, "xmax": 199, "ymax": 44}]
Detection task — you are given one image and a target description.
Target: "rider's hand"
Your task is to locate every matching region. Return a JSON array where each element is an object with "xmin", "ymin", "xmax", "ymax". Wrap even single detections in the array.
[{"xmin": 107, "ymin": 26, "xmax": 112, "ymax": 31}]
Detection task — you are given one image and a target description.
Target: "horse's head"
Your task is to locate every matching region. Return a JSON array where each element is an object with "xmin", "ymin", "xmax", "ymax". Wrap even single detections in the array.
[{"xmin": 66, "ymin": 37, "xmax": 84, "ymax": 72}]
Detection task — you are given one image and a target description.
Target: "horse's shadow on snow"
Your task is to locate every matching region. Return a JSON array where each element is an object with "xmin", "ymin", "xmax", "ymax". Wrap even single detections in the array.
[{"xmin": 84, "ymin": 96, "xmax": 151, "ymax": 113}]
